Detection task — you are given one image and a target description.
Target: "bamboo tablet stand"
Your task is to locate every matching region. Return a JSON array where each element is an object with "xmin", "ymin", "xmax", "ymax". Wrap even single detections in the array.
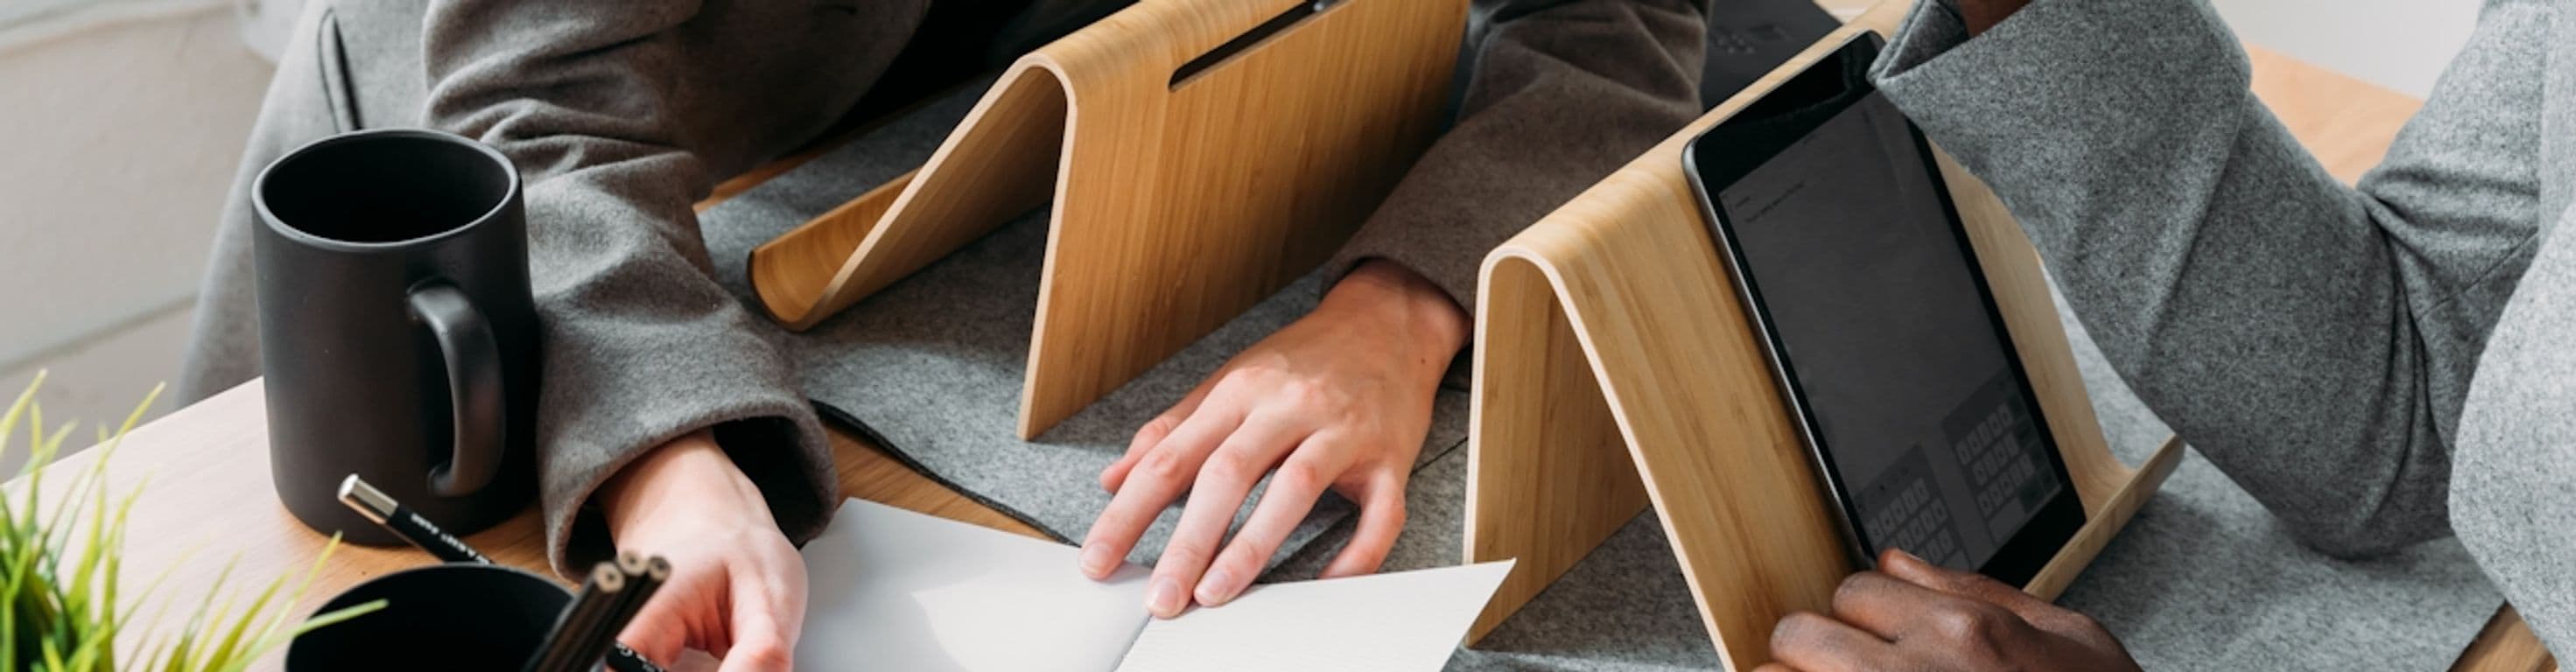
[
  {"xmin": 748, "ymin": 0, "xmax": 1470, "ymax": 438},
  {"xmin": 1461, "ymin": 3, "xmax": 2184, "ymax": 668}
]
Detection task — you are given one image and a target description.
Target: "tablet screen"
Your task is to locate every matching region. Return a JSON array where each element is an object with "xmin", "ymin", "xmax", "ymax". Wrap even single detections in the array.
[{"xmin": 1712, "ymin": 91, "xmax": 2067, "ymax": 571}]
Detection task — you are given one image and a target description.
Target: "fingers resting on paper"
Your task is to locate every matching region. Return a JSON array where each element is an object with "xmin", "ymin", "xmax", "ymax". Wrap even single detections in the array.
[{"xmin": 1077, "ymin": 261, "xmax": 1467, "ymax": 620}]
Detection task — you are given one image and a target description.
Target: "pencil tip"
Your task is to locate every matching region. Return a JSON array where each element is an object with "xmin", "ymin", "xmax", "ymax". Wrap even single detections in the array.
[{"xmin": 593, "ymin": 562, "xmax": 628, "ymax": 592}]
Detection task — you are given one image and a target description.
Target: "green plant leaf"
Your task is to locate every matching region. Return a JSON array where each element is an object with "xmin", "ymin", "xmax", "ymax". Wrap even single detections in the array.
[{"xmin": 0, "ymin": 379, "xmax": 368, "ymax": 671}]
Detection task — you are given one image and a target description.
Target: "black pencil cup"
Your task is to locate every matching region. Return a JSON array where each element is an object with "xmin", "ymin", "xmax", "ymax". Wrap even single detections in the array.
[{"xmin": 287, "ymin": 564, "xmax": 595, "ymax": 671}]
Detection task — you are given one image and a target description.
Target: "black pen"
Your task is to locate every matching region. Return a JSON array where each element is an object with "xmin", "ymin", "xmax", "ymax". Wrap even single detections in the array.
[
  {"xmin": 337, "ymin": 475, "xmax": 487, "ymax": 563},
  {"xmin": 339, "ymin": 475, "xmax": 669, "ymax": 672}
]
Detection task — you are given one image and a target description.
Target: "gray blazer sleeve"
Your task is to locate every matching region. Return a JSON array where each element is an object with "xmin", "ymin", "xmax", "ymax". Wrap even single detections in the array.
[
  {"xmin": 1327, "ymin": 0, "xmax": 1710, "ymax": 306},
  {"xmin": 418, "ymin": 0, "xmax": 846, "ymax": 570},
  {"xmin": 1872, "ymin": 0, "xmax": 2546, "ymax": 556}
]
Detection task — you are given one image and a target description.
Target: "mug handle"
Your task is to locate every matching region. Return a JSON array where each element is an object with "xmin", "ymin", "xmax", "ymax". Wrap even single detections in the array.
[{"xmin": 407, "ymin": 284, "xmax": 506, "ymax": 498}]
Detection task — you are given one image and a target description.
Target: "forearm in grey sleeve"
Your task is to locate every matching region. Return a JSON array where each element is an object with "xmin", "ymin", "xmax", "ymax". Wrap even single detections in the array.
[
  {"xmin": 1326, "ymin": 0, "xmax": 1709, "ymax": 305},
  {"xmin": 419, "ymin": 0, "xmax": 839, "ymax": 570},
  {"xmin": 1872, "ymin": 0, "xmax": 2545, "ymax": 556}
]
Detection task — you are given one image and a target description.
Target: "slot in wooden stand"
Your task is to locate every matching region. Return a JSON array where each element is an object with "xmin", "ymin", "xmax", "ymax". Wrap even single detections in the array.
[
  {"xmin": 748, "ymin": 0, "xmax": 1469, "ymax": 438},
  {"xmin": 1462, "ymin": 3, "xmax": 2184, "ymax": 668}
]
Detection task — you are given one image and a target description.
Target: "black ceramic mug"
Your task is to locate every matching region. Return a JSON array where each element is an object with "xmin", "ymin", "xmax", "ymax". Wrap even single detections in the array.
[
  {"xmin": 252, "ymin": 129, "xmax": 539, "ymax": 545},
  {"xmin": 287, "ymin": 564, "xmax": 593, "ymax": 671}
]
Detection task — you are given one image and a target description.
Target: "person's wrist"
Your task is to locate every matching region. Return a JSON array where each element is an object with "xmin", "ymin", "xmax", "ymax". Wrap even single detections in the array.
[
  {"xmin": 599, "ymin": 430, "xmax": 775, "ymax": 540},
  {"xmin": 1323, "ymin": 260, "xmax": 1470, "ymax": 377}
]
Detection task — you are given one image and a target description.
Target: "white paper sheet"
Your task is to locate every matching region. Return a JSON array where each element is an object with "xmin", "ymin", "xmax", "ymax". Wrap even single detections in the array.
[
  {"xmin": 794, "ymin": 499, "xmax": 1153, "ymax": 672},
  {"xmin": 1109, "ymin": 561, "xmax": 1516, "ymax": 672}
]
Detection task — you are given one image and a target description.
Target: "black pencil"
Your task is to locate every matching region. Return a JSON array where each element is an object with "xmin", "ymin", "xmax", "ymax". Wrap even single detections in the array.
[
  {"xmin": 614, "ymin": 551, "xmax": 652, "ymax": 586},
  {"xmin": 558, "ymin": 552, "xmax": 669, "ymax": 672},
  {"xmin": 606, "ymin": 555, "xmax": 670, "ymax": 642},
  {"xmin": 336, "ymin": 474, "xmax": 670, "ymax": 672},
  {"xmin": 581, "ymin": 552, "xmax": 656, "ymax": 667},
  {"xmin": 528, "ymin": 563, "xmax": 626, "ymax": 672}
]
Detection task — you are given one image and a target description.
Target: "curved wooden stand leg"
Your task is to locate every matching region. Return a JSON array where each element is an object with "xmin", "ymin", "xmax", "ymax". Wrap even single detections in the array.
[
  {"xmin": 2028, "ymin": 437, "xmax": 2184, "ymax": 600},
  {"xmin": 1463, "ymin": 4, "xmax": 2181, "ymax": 668},
  {"xmin": 748, "ymin": 171, "xmax": 916, "ymax": 328},
  {"xmin": 1468, "ymin": 171, "xmax": 1851, "ymax": 666},
  {"xmin": 748, "ymin": 66, "xmax": 1069, "ymax": 331},
  {"xmin": 1466, "ymin": 256, "xmax": 1652, "ymax": 641}
]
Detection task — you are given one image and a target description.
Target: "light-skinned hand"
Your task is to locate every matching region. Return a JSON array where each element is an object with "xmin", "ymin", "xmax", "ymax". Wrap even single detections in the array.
[
  {"xmin": 1757, "ymin": 548, "xmax": 2142, "ymax": 672},
  {"xmin": 599, "ymin": 430, "xmax": 810, "ymax": 672},
  {"xmin": 1077, "ymin": 260, "xmax": 1470, "ymax": 619}
]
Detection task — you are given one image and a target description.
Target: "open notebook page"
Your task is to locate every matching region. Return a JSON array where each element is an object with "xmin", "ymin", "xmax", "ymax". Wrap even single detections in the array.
[
  {"xmin": 794, "ymin": 499, "xmax": 1152, "ymax": 671},
  {"xmin": 795, "ymin": 499, "xmax": 1513, "ymax": 671},
  {"xmin": 1111, "ymin": 561, "xmax": 1515, "ymax": 672}
]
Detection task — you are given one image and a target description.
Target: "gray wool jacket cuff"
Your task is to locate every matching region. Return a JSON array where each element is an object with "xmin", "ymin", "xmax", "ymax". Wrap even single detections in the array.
[
  {"xmin": 1868, "ymin": 0, "xmax": 2462, "ymax": 553},
  {"xmin": 413, "ymin": 0, "xmax": 848, "ymax": 573},
  {"xmin": 1868, "ymin": 0, "xmax": 2576, "ymax": 650},
  {"xmin": 1326, "ymin": 0, "xmax": 1710, "ymax": 312},
  {"xmin": 1871, "ymin": 0, "xmax": 2481, "ymax": 558},
  {"xmin": 510, "ymin": 130, "xmax": 842, "ymax": 578}
]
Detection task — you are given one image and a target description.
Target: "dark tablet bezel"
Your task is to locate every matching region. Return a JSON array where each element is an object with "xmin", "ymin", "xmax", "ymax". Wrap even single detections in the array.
[{"xmin": 1678, "ymin": 32, "xmax": 2086, "ymax": 586}]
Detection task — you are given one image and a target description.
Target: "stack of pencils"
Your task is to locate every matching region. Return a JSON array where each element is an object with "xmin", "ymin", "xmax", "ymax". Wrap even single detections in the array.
[
  {"xmin": 340, "ymin": 475, "xmax": 672, "ymax": 672},
  {"xmin": 524, "ymin": 552, "xmax": 673, "ymax": 672}
]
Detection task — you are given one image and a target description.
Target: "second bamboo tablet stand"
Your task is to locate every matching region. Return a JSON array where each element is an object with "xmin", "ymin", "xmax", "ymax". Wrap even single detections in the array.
[
  {"xmin": 748, "ymin": 0, "xmax": 1470, "ymax": 438},
  {"xmin": 1462, "ymin": 3, "xmax": 2184, "ymax": 668}
]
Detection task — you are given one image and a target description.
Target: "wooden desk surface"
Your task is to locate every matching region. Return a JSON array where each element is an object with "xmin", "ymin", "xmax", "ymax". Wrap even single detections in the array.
[
  {"xmin": 60, "ymin": 381, "xmax": 1038, "ymax": 671},
  {"xmin": 66, "ymin": 380, "xmax": 2556, "ymax": 672},
  {"xmin": 18, "ymin": 36, "xmax": 2545, "ymax": 672}
]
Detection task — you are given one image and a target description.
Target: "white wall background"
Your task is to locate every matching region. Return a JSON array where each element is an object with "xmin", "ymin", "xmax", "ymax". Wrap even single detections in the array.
[
  {"xmin": 2211, "ymin": 0, "xmax": 2482, "ymax": 98},
  {"xmin": 0, "ymin": 1, "xmax": 272, "ymax": 448},
  {"xmin": 0, "ymin": 0, "xmax": 2497, "ymax": 439}
]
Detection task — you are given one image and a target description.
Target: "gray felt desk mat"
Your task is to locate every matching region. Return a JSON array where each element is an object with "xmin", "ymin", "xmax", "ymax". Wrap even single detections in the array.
[
  {"xmin": 699, "ymin": 82, "xmax": 2503, "ymax": 670},
  {"xmin": 701, "ymin": 79, "xmax": 1467, "ymax": 570}
]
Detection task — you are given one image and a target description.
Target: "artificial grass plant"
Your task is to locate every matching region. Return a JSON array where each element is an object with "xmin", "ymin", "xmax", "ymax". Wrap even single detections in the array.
[{"xmin": 0, "ymin": 374, "xmax": 381, "ymax": 671}]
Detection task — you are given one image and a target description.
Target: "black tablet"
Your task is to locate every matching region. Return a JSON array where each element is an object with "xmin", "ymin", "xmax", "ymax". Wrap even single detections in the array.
[{"xmin": 1680, "ymin": 32, "xmax": 2084, "ymax": 585}]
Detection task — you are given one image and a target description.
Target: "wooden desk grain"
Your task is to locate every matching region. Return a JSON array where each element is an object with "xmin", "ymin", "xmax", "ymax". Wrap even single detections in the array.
[
  {"xmin": 46, "ymin": 380, "xmax": 1036, "ymax": 671},
  {"xmin": 2248, "ymin": 46, "xmax": 2422, "ymax": 184},
  {"xmin": 2460, "ymin": 606, "xmax": 2558, "ymax": 672}
]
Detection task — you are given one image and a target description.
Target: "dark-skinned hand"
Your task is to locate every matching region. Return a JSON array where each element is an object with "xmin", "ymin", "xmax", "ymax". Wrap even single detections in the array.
[
  {"xmin": 1958, "ymin": 0, "xmax": 2035, "ymax": 34},
  {"xmin": 1758, "ymin": 549, "xmax": 2142, "ymax": 672}
]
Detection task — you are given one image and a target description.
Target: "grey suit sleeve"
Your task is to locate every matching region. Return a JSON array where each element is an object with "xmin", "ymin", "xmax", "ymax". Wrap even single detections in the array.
[
  {"xmin": 419, "ymin": 0, "xmax": 839, "ymax": 570},
  {"xmin": 1872, "ymin": 0, "xmax": 2545, "ymax": 556},
  {"xmin": 1326, "ymin": 0, "xmax": 1709, "ymax": 306}
]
